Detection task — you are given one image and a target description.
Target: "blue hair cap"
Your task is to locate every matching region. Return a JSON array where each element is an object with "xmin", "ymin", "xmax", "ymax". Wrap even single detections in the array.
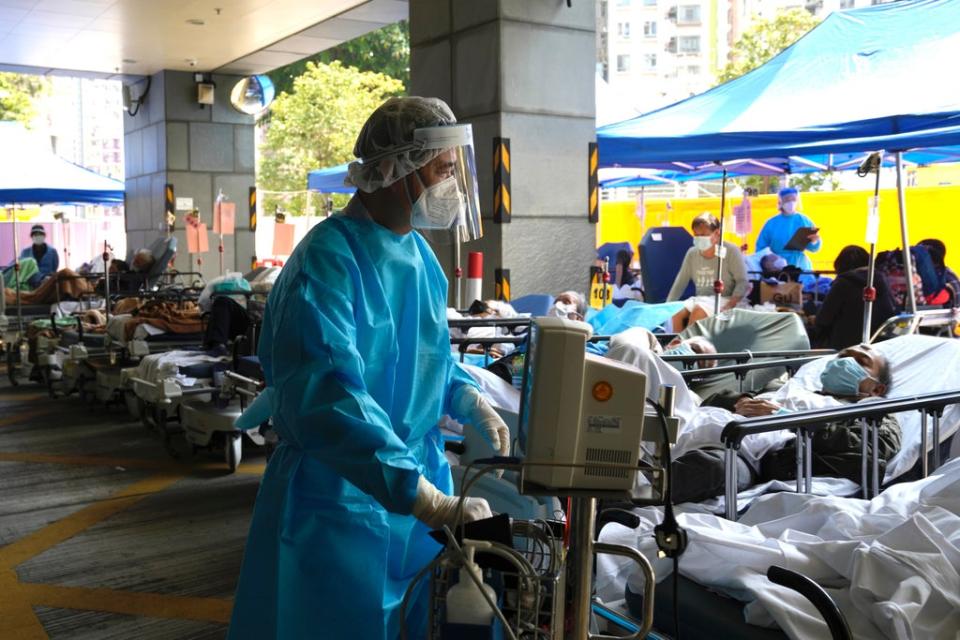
[{"xmin": 778, "ymin": 186, "xmax": 799, "ymax": 198}]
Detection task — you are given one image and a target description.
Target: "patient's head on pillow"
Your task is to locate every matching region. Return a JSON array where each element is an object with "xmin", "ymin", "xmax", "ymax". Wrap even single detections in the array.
[
  {"xmin": 666, "ymin": 335, "xmax": 717, "ymax": 369},
  {"xmin": 132, "ymin": 249, "xmax": 156, "ymax": 273},
  {"xmin": 828, "ymin": 344, "xmax": 892, "ymax": 398},
  {"xmin": 554, "ymin": 291, "xmax": 587, "ymax": 321}
]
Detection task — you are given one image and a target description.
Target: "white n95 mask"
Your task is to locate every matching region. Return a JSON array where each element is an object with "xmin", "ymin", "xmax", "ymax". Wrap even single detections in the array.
[
  {"xmin": 693, "ymin": 236, "xmax": 713, "ymax": 251},
  {"xmin": 550, "ymin": 301, "xmax": 578, "ymax": 319},
  {"xmin": 781, "ymin": 201, "xmax": 798, "ymax": 214},
  {"xmin": 411, "ymin": 175, "xmax": 464, "ymax": 230}
]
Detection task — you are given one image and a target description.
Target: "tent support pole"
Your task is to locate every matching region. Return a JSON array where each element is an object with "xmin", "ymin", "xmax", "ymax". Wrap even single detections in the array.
[
  {"xmin": 714, "ymin": 168, "xmax": 728, "ymax": 315},
  {"xmin": 895, "ymin": 151, "xmax": 917, "ymax": 315},
  {"xmin": 12, "ymin": 210, "xmax": 23, "ymax": 340},
  {"xmin": 863, "ymin": 156, "xmax": 882, "ymax": 343}
]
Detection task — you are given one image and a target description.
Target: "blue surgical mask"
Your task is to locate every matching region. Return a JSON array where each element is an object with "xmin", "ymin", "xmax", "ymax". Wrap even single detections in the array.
[
  {"xmin": 820, "ymin": 357, "xmax": 872, "ymax": 397},
  {"xmin": 665, "ymin": 343, "xmax": 695, "ymax": 357},
  {"xmin": 692, "ymin": 236, "xmax": 713, "ymax": 251},
  {"xmin": 663, "ymin": 342, "xmax": 696, "ymax": 370}
]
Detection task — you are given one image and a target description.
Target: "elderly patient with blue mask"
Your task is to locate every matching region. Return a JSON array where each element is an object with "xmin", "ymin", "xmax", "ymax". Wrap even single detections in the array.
[
  {"xmin": 666, "ymin": 344, "xmax": 901, "ymax": 504},
  {"xmin": 719, "ymin": 343, "xmax": 891, "ymax": 418}
]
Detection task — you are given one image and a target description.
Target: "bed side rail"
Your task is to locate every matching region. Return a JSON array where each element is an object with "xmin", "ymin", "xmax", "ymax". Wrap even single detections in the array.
[{"xmin": 720, "ymin": 389, "xmax": 960, "ymax": 519}]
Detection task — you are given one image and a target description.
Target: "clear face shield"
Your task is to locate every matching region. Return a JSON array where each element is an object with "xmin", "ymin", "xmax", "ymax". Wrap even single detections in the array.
[{"xmin": 406, "ymin": 124, "xmax": 483, "ymax": 244}]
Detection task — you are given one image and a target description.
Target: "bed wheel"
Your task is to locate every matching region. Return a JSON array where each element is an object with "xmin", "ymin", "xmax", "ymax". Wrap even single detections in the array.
[
  {"xmin": 138, "ymin": 399, "xmax": 150, "ymax": 429},
  {"xmin": 155, "ymin": 406, "xmax": 168, "ymax": 432},
  {"xmin": 42, "ymin": 368, "xmax": 56, "ymax": 399},
  {"xmin": 163, "ymin": 432, "xmax": 181, "ymax": 460},
  {"xmin": 6, "ymin": 348, "xmax": 18, "ymax": 386},
  {"xmin": 226, "ymin": 434, "xmax": 242, "ymax": 472}
]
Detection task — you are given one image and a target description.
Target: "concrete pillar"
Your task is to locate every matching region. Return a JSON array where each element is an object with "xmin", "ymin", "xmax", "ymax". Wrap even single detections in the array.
[
  {"xmin": 123, "ymin": 71, "xmax": 256, "ymax": 281},
  {"xmin": 410, "ymin": 0, "xmax": 597, "ymax": 302}
]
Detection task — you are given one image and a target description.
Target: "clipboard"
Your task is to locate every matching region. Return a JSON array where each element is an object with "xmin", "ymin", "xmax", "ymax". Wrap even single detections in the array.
[{"xmin": 783, "ymin": 226, "xmax": 818, "ymax": 251}]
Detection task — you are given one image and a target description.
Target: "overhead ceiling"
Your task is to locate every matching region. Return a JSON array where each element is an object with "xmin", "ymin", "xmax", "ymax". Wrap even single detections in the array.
[{"xmin": 0, "ymin": 0, "xmax": 408, "ymax": 80}]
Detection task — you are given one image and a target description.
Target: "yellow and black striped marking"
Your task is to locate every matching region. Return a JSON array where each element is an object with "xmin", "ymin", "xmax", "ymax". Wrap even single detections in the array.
[
  {"xmin": 164, "ymin": 184, "xmax": 175, "ymax": 233},
  {"xmin": 248, "ymin": 187, "xmax": 257, "ymax": 232},
  {"xmin": 495, "ymin": 268, "xmax": 511, "ymax": 302},
  {"xmin": 588, "ymin": 142, "xmax": 599, "ymax": 224},
  {"xmin": 493, "ymin": 137, "xmax": 511, "ymax": 224}
]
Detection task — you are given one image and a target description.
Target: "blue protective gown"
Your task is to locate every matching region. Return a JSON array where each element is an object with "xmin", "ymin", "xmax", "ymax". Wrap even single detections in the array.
[
  {"xmin": 755, "ymin": 212, "xmax": 821, "ymax": 272},
  {"xmin": 19, "ymin": 244, "xmax": 59, "ymax": 288},
  {"xmin": 228, "ymin": 197, "xmax": 478, "ymax": 640}
]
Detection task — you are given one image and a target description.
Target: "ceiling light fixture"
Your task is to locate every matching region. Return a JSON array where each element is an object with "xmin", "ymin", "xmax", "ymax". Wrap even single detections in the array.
[{"xmin": 186, "ymin": 18, "xmax": 205, "ymax": 26}]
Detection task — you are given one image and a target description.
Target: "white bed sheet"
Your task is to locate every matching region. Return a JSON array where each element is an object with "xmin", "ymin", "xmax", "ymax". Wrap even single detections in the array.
[
  {"xmin": 597, "ymin": 457, "xmax": 960, "ymax": 640},
  {"xmin": 135, "ymin": 349, "xmax": 228, "ymax": 386}
]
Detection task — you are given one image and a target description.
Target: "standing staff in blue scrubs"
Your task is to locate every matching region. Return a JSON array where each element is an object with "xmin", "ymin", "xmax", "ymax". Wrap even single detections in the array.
[
  {"xmin": 228, "ymin": 97, "xmax": 509, "ymax": 640},
  {"xmin": 755, "ymin": 187, "xmax": 821, "ymax": 273},
  {"xmin": 21, "ymin": 224, "xmax": 60, "ymax": 287}
]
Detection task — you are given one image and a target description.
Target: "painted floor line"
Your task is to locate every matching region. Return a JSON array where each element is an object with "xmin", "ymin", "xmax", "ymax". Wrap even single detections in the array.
[
  {"xmin": 0, "ymin": 473, "xmax": 184, "ymax": 570},
  {"xmin": 18, "ymin": 582, "xmax": 233, "ymax": 625},
  {"xmin": 0, "ymin": 569, "xmax": 47, "ymax": 639},
  {"xmin": 0, "ymin": 408, "xmax": 59, "ymax": 428},
  {"xmin": 0, "ymin": 451, "xmax": 266, "ymax": 476}
]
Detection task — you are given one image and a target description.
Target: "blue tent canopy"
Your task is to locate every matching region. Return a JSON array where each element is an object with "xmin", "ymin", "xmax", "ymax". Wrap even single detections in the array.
[
  {"xmin": 0, "ymin": 122, "xmax": 124, "ymax": 205},
  {"xmin": 306, "ymin": 163, "xmax": 354, "ymax": 194},
  {"xmin": 597, "ymin": 0, "xmax": 960, "ymax": 169}
]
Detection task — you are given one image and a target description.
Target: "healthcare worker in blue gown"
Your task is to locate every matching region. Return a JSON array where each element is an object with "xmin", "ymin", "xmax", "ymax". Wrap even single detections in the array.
[
  {"xmin": 227, "ymin": 97, "xmax": 510, "ymax": 640},
  {"xmin": 755, "ymin": 187, "xmax": 821, "ymax": 273}
]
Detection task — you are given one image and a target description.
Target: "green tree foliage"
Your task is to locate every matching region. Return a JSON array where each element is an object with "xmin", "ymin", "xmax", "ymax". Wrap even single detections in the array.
[
  {"xmin": 718, "ymin": 8, "xmax": 820, "ymax": 84},
  {"xmin": 0, "ymin": 72, "xmax": 49, "ymax": 126},
  {"xmin": 258, "ymin": 61, "xmax": 404, "ymax": 216},
  {"xmin": 269, "ymin": 21, "xmax": 410, "ymax": 96},
  {"xmin": 719, "ymin": 9, "xmax": 826, "ymax": 192}
]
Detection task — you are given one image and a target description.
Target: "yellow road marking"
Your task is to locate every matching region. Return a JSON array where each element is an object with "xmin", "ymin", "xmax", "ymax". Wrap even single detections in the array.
[
  {"xmin": 0, "ymin": 451, "xmax": 265, "ymax": 476},
  {"xmin": 19, "ymin": 583, "xmax": 232, "ymax": 624},
  {"xmin": 0, "ymin": 392, "xmax": 45, "ymax": 402},
  {"xmin": 0, "ymin": 569, "xmax": 47, "ymax": 639},
  {"xmin": 0, "ymin": 408, "xmax": 58, "ymax": 428},
  {"xmin": 0, "ymin": 473, "xmax": 184, "ymax": 570}
]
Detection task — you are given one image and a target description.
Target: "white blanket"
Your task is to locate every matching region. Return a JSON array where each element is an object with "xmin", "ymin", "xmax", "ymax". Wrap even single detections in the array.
[
  {"xmin": 106, "ymin": 314, "xmax": 165, "ymax": 344},
  {"xmin": 135, "ymin": 349, "xmax": 228, "ymax": 386},
  {"xmin": 598, "ymin": 457, "xmax": 960, "ymax": 640}
]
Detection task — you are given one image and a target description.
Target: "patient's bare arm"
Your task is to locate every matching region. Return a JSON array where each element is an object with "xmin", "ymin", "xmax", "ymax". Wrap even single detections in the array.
[{"xmin": 734, "ymin": 397, "xmax": 782, "ymax": 417}]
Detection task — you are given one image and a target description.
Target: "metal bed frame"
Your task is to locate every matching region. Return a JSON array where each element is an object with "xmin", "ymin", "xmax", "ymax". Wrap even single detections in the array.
[{"xmin": 720, "ymin": 389, "xmax": 960, "ymax": 519}]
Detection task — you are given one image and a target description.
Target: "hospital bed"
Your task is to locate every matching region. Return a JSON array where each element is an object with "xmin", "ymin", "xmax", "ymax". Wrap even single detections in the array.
[
  {"xmin": 678, "ymin": 308, "xmax": 812, "ymax": 396},
  {"xmin": 608, "ymin": 452, "xmax": 960, "ymax": 640},
  {"xmin": 590, "ymin": 336, "xmax": 960, "ymax": 638},
  {"xmin": 128, "ymin": 289, "xmax": 265, "ymax": 470},
  {"xmin": 720, "ymin": 388, "xmax": 960, "ymax": 518},
  {"xmin": 871, "ymin": 307, "xmax": 959, "ymax": 341},
  {"xmin": 74, "ymin": 285, "xmax": 211, "ymax": 410},
  {"xmin": 2, "ymin": 271, "xmax": 114, "ymax": 388}
]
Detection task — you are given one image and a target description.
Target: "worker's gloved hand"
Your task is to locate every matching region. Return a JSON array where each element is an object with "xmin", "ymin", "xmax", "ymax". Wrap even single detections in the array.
[
  {"xmin": 453, "ymin": 385, "xmax": 511, "ymax": 457},
  {"xmin": 411, "ymin": 476, "xmax": 492, "ymax": 531}
]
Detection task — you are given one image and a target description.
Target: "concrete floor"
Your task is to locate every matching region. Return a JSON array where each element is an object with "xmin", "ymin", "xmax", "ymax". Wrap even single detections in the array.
[{"xmin": 0, "ymin": 373, "xmax": 266, "ymax": 639}]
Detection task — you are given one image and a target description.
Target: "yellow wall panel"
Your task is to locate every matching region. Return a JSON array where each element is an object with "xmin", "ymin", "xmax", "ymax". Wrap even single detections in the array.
[{"xmin": 599, "ymin": 186, "xmax": 960, "ymax": 274}]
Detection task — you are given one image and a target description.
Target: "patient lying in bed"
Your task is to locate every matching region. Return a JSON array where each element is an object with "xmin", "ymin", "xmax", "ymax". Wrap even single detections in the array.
[
  {"xmin": 4, "ymin": 267, "xmax": 97, "ymax": 305},
  {"xmin": 605, "ymin": 330, "xmax": 902, "ymax": 501}
]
